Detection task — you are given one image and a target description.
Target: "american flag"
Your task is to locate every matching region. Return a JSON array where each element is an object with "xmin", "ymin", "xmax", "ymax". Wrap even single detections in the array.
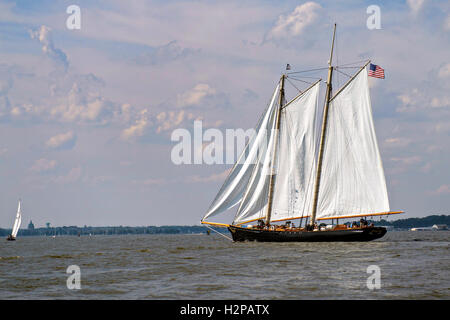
[{"xmin": 368, "ymin": 63, "xmax": 385, "ymax": 79}]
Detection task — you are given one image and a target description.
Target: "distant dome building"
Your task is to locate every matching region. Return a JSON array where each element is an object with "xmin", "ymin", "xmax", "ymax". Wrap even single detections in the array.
[
  {"xmin": 432, "ymin": 224, "xmax": 448, "ymax": 230},
  {"xmin": 28, "ymin": 220, "xmax": 35, "ymax": 230}
]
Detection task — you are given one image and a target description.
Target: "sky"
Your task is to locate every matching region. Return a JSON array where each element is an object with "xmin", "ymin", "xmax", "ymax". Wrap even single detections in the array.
[{"xmin": 0, "ymin": 0, "xmax": 449, "ymax": 227}]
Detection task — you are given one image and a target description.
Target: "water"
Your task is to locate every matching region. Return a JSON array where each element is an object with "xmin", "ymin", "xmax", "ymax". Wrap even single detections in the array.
[{"xmin": 0, "ymin": 231, "xmax": 449, "ymax": 299}]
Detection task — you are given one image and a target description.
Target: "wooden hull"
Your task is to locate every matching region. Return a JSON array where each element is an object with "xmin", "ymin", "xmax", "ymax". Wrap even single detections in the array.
[{"xmin": 228, "ymin": 225, "xmax": 387, "ymax": 242}]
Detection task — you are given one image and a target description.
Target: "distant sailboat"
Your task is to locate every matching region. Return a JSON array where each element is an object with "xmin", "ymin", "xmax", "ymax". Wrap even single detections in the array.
[
  {"xmin": 201, "ymin": 24, "xmax": 403, "ymax": 242},
  {"xmin": 7, "ymin": 200, "xmax": 22, "ymax": 241}
]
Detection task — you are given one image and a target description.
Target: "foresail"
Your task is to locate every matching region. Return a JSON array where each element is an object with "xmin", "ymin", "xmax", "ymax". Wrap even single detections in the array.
[
  {"xmin": 232, "ymin": 99, "xmax": 279, "ymax": 224},
  {"xmin": 201, "ymin": 83, "xmax": 280, "ymax": 223},
  {"xmin": 270, "ymin": 81, "xmax": 320, "ymax": 222},
  {"xmin": 317, "ymin": 68, "xmax": 389, "ymax": 219},
  {"xmin": 11, "ymin": 201, "xmax": 22, "ymax": 237}
]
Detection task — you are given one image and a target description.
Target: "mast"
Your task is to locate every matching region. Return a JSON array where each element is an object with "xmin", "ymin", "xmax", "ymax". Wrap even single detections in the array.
[
  {"xmin": 265, "ymin": 74, "xmax": 285, "ymax": 225},
  {"xmin": 309, "ymin": 23, "xmax": 336, "ymax": 227}
]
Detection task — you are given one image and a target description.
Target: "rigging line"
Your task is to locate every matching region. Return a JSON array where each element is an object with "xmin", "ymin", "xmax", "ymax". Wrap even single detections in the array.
[
  {"xmin": 287, "ymin": 76, "xmax": 313, "ymax": 85},
  {"xmin": 287, "ymin": 67, "xmax": 328, "ymax": 74},
  {"xmin": 288, "ymin": 75, "xmax": 322, "ymax": 79},
  {"xmin": 336, "ymin": 59, "xmax": 369, "ymax": 67},
  {"xmin": 205, "ymin": 225, "xmax": 233, "ymax": 242},
  {"xmin": 335, "ymin": 66, "xmax": 363, "ymax": 69},
  {"xmin": 334, "ymin": 68, "xmax": 352, "ymax": 79},
  {"xmin": 286, "ymin": 77, "xmax": 303, "ymax": 93}
]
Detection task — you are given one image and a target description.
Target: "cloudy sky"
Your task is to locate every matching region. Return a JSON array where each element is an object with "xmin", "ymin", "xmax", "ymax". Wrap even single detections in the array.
[{"xmin": 0, "ymin": 0, "xmax": 449, "ymax": 227}]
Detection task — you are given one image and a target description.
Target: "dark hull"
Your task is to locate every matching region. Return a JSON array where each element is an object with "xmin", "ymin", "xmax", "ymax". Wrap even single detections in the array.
[
  {"xmin": 228, "ymin": 225, "xmax": 386, "ymax": 242},
  {"xmin": 6, "ymin": 235, "xmax": 16, "ymax": 241}
]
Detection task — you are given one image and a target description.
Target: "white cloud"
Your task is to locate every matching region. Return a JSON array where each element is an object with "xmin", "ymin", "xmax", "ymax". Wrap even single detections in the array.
[
  {"xmin": 438, "ymin": 63, "xmax": 450, "ymax": 79},
  {"xmin": 407, "ymin": 0, "xmax": 426, "ymax": 16},
  {"xmin": 29, "ymin": 25, "xmax": 69, "ymax": 72},
  {"xmin": 384, "ymin": 137, "xmax": 412, "ymax": 148},
  {"xmin": 49, "ymin": 83, "xmax": 114, "ymax": 123},
  {"xmin": 30, "ymin": 158, "xmax": 57, "ymax": 172},
  {"xmin": 445, "ymin": 15, "xmax": 450, "ymax": 31},
  {"xmin": 185, "ymin": 170, "xmax": 230, "ymax": 183},
  {"xmin": 121, "ymin": 109, "xmax": 149, "ymax": 140},
  {"xmin": 53, "ymin": 167, "xmax": 82, "ymax": 184},
  {"xmin": 176, "ymin": 84, "xmax": 217, "ymax": 108},
  {"xmin": 121, "ymin": 108, "xmax": 200, "ymax": 140},
  {"xmin": 266, "ymin": 2, "xmax": 322, "ymax": 40},
  {"xmin": 155, "ymin": 110, "xmax": 196, "ymax": 134},
  {"xmin": 430, "ymin": 184, "xmax": 450, "ymax": 195},
  {"xmin": 390, "ymin": 156, "xmax": 422, "ymax": 166},
  {"xmin": 134, "ymin": 40, "xmax": 200, "ymax": 66},
  {"xmin": 46, "ymin": 131, "xmax": 77, "ymax": 150}
]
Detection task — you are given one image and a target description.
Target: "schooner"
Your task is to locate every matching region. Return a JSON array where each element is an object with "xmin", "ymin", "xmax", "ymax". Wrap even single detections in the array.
[{"xmin": 201, "ymin": 24, "xmax": 403, "ymax": 242}]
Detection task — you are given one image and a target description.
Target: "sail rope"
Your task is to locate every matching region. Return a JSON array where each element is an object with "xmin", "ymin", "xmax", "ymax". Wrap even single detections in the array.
[
  {"xmin": 287, "ymin": 76, "xmax": 315, "ymax": 85},
  {"xmin": 334, "ymin": 68, "xmax": 353, "ymax": 79},
  {"xmin": 287, "ymin": 67, "xmax": 328, "ymax": 74},
  {"xmin": 285, "ymin": 77, "xmax": 303, "ymax": 93},
  {"xmin": 205, "ymin": 225, "xmax": 233, "ymax": 242}
]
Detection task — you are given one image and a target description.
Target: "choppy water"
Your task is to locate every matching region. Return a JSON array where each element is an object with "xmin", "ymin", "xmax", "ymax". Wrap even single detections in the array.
[{"xmin": 0, "ymin": 231, "xmax": 449, "ymax": 299}]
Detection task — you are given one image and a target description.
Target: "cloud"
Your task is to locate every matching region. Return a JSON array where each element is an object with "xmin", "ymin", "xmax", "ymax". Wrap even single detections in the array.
[
  {"xmin": 407, "ymin": 0, "xmax": 426, "ymax": 16},
  {"xmin": 266, "ymin": 2, "xmax": 322, "ymax": 41},
  {"xmin": 53, "ymin": 167, "xmax": 82, "ymax": 184},
  {"xmin": 30, "ymin": 158, "xmax": 57, "ymax": 172},
  {"xmin": 445, "ymin": 15, "xmax": 450, "ymax": 31},
  {"xmin": 430, "ymin": 184, "xmax": 450, "ymax": 195},
  {"xmin": 0, "ymin": 65, "xmax": 14, "ymax": 119},
  {"xmin": 29, "ymin": 25, "xmax": 69, "ymax": 72},
  {"xmin": 390, "ymin": 156, "xmax": 422, "ymax": 166},
  {"xmin": 121, "ymin": 109, "xmax": 149, "ymax": 140},
  {"xmin": 120, "ymin": 108, "xmax": 199, "ymax": 140},
  {"xmin": 437, "ymin": 63, "xmax": 450, "ymax": 79},
  {"xmin": 185, "ymin": 170, "xmax": 230, "ymax": 183},
  {"xmin": 384, "ymin": 137, "xmax": 412, "ymax": 148},
  {"xmin": 155, "ymin": 110, "xmax": 195, "ymax": 133},
  {"xmin": 134, "ymin": 40, "xmax": 200, "ymax": 66},
  {"xmin": 176, "ymin": 84, "xmax": 217, "ymax": 108},
  {"xmin": 397, "ymin": 63, "xmax": 450, "ymax": 113},
  {"xmin": 46, "ymin": 131, "xmax": 77, "ymax": 150}
]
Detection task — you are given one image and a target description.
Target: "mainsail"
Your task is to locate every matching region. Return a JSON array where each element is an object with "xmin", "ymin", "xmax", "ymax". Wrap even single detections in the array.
[
  {"xmin": 316, "ymin": 67, "xmax": 390, "ymax": 219},
  {"xmin": 11, "ymin": 200, "xmax": 22, "ymax": 238}
]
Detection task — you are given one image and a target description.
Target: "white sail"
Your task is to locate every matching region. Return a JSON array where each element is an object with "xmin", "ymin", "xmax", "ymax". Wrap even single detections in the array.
[
  {"xmin": 317, "ymin": 68, "xmax": 389, "ymax": 219},
  {"xmin": 202, "ymin": 83, "xmax": 280, "ymax": 222},
  {"xmin": 11, "ymin": 200, "xmax": 22, "ymax": 238},
  {"xmin": 270, "ymin": 81, "xmax": 320, "ymax": 222},
  {"xmin": 232, "ymin": 97, "xmax": 279, "ymax": 224}
]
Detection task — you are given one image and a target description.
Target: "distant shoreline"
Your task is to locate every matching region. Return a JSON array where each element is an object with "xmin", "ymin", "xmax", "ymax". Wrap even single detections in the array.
[{"xmin": 1, "ymin": 214, "xmax": 448, "ymax": 237}]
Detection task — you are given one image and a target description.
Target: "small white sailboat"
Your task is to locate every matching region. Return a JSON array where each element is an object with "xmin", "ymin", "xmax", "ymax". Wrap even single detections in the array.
[{"xmin": 7, "ymin": 200, "xmax": 22, "ymax": 241}]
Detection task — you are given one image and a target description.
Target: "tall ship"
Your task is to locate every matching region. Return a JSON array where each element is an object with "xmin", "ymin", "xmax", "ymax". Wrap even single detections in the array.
[
  {"xmin": 7, "ymin": 200, "xmax": 22, "ymax": 241},
  {"xmin": 201, "ymin": 24, "xmax": 403, "ymax": 242}
]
